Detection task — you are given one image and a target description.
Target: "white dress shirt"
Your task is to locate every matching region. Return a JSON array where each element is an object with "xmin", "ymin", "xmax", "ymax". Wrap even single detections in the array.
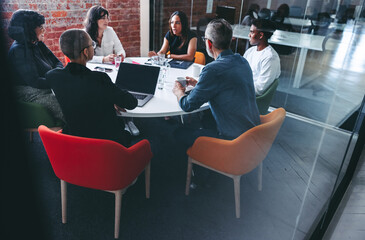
[
  {"xmin": 244, "ymin": 45, "xmax": 281, "ymax": 95},
  {"xmin": 89, "ymin": 26, "xmax": 126, "ymax": 63}
]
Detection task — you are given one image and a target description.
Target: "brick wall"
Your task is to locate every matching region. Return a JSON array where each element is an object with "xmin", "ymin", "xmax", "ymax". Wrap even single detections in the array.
[{"xmin": 1, "ymin": 0, "xmax": 141, "ymax": 64}]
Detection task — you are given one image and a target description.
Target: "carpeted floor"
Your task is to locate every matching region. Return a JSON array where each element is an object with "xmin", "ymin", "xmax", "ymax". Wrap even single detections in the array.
[{"xmin": 25, "ymin": 115, "xmax": 250, "ymax": 240}]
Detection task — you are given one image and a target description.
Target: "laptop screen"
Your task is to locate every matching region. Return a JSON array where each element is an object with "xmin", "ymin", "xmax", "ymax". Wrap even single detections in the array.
[{"xmin": 115, "ymin": 62, "xmax": 160, "ymax": 95}]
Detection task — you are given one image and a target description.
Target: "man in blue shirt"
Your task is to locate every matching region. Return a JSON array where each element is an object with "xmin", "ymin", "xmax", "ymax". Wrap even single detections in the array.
[{"xmin": 173, "ymin": 19, "xmax": 260, "ymax": 148}]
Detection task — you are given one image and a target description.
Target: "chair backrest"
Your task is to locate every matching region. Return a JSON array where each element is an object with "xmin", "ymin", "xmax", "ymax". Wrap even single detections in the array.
[
  {"xmin": 194, "ymin": 51, "xmax": 206, "ymax": 65},
  {"xmin": 258, "ymin": 8, "xmax": 271, "ymax": 20},
  {"xmin": 228, "ymin": 108, "xmax": 286, "ymax": 175},
  {"xmin": 188, "ymin": 108, "xmax": 286, "ymax": 175},
  {"xmin": 17, "ymin": 101, "xmax": 60, "ymax": 129},
  {"xmin": 38, "ymin": 125, "xmax": 152, "ymax": 191},
  {"xmin": 289, "ymin": 6, "xmax": 303, "ymax": 18},
  {"xmin": 256, "ymin": 78, "xmax": 279, "ymax": 115}
]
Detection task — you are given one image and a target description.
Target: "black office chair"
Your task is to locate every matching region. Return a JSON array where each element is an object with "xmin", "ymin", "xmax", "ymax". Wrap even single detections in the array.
[
  {"xmin": 289, "ymin": 6, "xmax": 303, "ymax": 18},
  {"xmin": 258, "ymin": 8, "xmax": 271, "ymax": 20},
  {"xmin": 308, "ymin": 12, "xmax": 332, "ymax": 36}
]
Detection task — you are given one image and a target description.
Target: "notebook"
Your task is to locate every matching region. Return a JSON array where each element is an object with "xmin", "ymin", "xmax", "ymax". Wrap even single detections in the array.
[
  {"xmin": 115, "ymin": 62, "xmax": 160, "ymax": 107},
  {"xmin": 169, "ymin": 59, "xmax": 194, "ymax": 69}
]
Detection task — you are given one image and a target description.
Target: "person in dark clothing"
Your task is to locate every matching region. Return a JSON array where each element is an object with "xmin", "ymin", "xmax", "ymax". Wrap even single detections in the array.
[
  {"xmin": 7, "ymin": 9, "xmax": 64, "ymax": 122},
  {"xmin": 148, "ymin": 11, "xmax": 197, "ymax": 61},
  {"xmin": 46, "ymin": 29, "xmax": 137, "ymax": 146}
]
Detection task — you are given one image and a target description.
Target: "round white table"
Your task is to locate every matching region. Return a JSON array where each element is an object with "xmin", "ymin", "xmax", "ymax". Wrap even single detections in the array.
[{"xmin": 87, "ymin": 57, "xmax": 209, "ymax": 118}]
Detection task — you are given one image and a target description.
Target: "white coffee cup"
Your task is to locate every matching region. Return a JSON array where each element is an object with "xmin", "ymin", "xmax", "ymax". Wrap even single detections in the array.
[
  {"xmin": 176, "ymin": 77, "xmax": 187, "ymax": 87},
  {"xmin": 193, "ymin": 65, "xmax": 201, "ymax": 77}
]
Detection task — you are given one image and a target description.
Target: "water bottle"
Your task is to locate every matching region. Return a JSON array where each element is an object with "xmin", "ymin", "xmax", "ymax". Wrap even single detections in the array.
[{"xmin": 158, "ymin": 61, "xmax": 170, "ymax": 90}]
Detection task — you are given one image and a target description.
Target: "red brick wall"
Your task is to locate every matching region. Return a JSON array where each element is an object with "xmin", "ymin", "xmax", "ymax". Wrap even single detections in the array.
[{"xmin": 1, "ymin": 0, "xmax": 141, "ymax": 64}]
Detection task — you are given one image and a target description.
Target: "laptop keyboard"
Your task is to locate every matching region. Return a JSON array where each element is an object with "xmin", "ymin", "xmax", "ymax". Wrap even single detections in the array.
[{"xmin": 131, "ymin": 93, "xmax": 147, "ymax": 100}]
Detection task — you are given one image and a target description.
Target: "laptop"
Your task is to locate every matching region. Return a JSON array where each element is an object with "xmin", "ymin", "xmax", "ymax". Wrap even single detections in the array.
[{"xmin": 115, "ymin": 62, "xmax": 160, "ymax": 107}]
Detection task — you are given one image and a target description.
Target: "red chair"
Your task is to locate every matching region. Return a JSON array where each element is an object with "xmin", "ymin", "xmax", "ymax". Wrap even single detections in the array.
[
  {"xmin": 38, "ymin": 125, "xmax": 153, "ymax": 239},
  {"xmin": 64, "ymin": 55, "xmax": 71, "ymax": 66}
]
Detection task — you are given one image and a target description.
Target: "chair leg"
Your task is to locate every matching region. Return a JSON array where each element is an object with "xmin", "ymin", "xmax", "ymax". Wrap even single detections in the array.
[
  {"xmin": 233, "ymin": 176, "xmax": 241, "ymax": 218},
  {"xmin": 258, "ymin": 162, "xmax": 263, "ymax": 191},
  {"xmin": 180, "ymin": 115, "xmax": 184, "ymax": 124},
  {"xmin": 114, "ymin": 190, "xmax": 123, "ymax": 239},
  {"xmin": 60, "ymin": 180, "xmax": 67, "ymax": 223},
  {"xmin": 145, "ymin": 162, "xmax": 151, "ymax": 199},
  {"xmin": 185, "ymin": 157, "xmax": 193, "ymax": 195}
]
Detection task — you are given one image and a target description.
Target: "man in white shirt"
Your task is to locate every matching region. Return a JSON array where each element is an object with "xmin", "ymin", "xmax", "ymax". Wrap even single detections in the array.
[{"xmin": 244, "ymin": 19, "xmax": 281, "ymax": 95}]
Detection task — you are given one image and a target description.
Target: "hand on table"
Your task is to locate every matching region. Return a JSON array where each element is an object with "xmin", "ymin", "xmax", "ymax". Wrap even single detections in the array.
[
  {"xmin": 148, "ymin": 51, "xmax": 157, "ymax": 57},
  {"xmin": 114, "ymin": 104, "xmax": 126, "ymax": 114},
  {"xmin": 103, "ymin": 54, "xmax": 117, "ymax": 64}
]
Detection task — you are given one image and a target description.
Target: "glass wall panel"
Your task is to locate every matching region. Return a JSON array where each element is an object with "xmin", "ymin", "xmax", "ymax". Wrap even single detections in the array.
[{"xmin": 150, "ymin": 0, "xmax": 365, "ymax": 239}]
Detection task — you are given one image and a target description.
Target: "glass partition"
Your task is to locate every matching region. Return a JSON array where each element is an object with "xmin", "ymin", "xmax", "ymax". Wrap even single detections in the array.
[{"xmin": 150, "ymin": 0, "xmax": 365, "ymax": 238}]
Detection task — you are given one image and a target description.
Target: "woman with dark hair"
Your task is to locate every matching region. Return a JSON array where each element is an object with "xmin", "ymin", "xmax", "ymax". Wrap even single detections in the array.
[
  {"xmin": 84, "ymin": 5, "xmax": 126, "ymax": 64},
  {"xmin": 84, "ymin": 5, "xmax": 139, "ymax": 136},
  {"xmin": 241, "ymin": 4, "xmax": 260, "ymax": 26},
  {"xmin": 148, "ymin": 11, "xmax": 197, "ymax": 61},
  {"xmin": 7, "ymin": 9, "xmax": 64, "ymax": 122}
]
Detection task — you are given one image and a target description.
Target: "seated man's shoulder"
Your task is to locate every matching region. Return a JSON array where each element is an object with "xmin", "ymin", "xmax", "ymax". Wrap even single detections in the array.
[
  {"xmin": 232, "ymin": 53, "xmax": 250, "ymax": 65},
  {"xmin": 47, "ymin": 67, "xmax": 63, "ymax": 76},
  {"xmin": 267, "ymin": 45, "xmax": 280, "ymax": 57},
  {"xmin": 91, "ymin": 71, "xmax": 114, "ymax": 84}
]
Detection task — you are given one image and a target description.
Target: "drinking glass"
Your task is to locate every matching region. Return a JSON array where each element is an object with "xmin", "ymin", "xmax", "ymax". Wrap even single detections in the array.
[
  {"xmin": 151, "ymin": 55, "xmax": 159, "ymax": 65},
  {"xmin": 158, "ymin": 61, "xmax": 170, "ymax": 90},
  {"xmin": 158, "ymin": 53, "xmax": 166, "ymax": 65},
  {"xmin": 114, "ymin": 56, "xmax": 122, "ymax": 70}
]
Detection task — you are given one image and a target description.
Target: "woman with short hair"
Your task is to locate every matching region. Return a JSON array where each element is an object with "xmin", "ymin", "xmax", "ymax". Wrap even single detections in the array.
[{"xmin": 7, "ymin": 9, "xmax": 64, "ymax": 122}]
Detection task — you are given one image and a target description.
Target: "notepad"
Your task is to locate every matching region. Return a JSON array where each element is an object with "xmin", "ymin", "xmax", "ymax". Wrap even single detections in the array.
[{"xmin": 169, "ymin": 59, "xmax": 194, "ymax": 69}]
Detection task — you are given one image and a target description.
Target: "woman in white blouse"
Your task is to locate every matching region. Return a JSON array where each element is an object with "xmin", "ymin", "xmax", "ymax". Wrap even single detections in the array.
[
  {"xmin": 83, "ymin": 5, "xmax": 140, "ymax": 136},
  {"xmin": 84, "ymin": 5, "xmax": 126, "ymax": 64}
]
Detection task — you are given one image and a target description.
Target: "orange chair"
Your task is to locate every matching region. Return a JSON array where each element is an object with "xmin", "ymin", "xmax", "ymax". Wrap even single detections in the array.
[
  {"xmin": 38, "ymin": 125, "xmax": 153, "ymax": 239},
  {"xmin": 185, "ymin": 108, "xmax": 286, "ymax": 218},
  {"xmin": 166, "ymin": 51, "xmax": 205, "ymax": 65},
  {"xmin": 194, "ymin": 51, "xmax": 206, "ymax": 65}
]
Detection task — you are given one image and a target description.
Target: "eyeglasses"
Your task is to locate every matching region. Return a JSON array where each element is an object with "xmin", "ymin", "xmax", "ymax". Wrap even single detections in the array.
[
  {"xmin": 80, "ymin": 41, "xmax": 97, "ymax": 53},
  {"xmin": 91, "ymin": 40, "xmax": 97, "ymax": 49},
  {"xmin": 202, "ymin": 37, "xmax": 211, "ymax": 42}
]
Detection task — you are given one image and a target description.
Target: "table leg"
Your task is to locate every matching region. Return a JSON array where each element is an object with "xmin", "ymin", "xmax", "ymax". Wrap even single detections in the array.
[{"xmin": 293, "ymin": 48, "xmax": 308, "ymax": 88}]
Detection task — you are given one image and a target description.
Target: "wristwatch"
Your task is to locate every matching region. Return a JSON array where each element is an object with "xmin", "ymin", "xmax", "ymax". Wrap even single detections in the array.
[{"xmin": 166, "ymin": 54, "xmax": 171, "ymax": 59}]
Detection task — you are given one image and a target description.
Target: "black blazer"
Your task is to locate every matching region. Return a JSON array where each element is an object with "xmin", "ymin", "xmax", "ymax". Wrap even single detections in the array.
[
  {"xmin": 8, "ymin": 41, "xmax": 63, "ymax": 89},
  {"xmin": 46, "ymin": 63, "xmax": 138, "ymax": 146}
]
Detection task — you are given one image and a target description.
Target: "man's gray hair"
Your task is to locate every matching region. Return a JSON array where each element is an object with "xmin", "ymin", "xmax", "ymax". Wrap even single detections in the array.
[
  {"xmin": 60, "ymin": 29, "xmax": 90, "ymax": 60},
  {"xmin": 205, "ymin": 19, "xmax": 232, "ymax": 50}
]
